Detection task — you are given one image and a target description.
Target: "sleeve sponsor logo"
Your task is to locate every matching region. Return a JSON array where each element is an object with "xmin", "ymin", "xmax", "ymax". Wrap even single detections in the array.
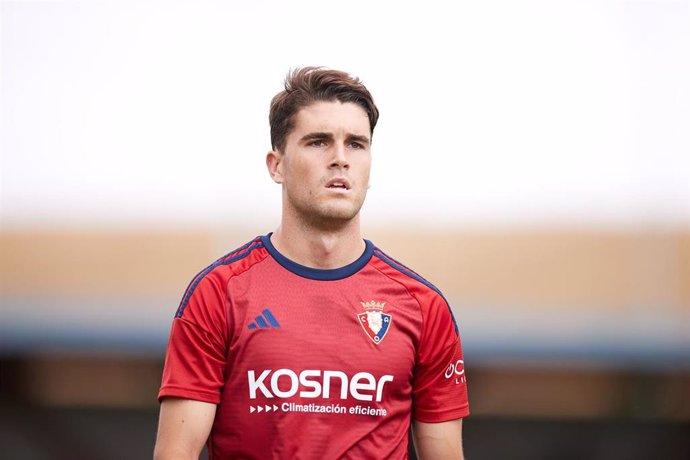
[{"xmin": 444, "ymin": 359, "xmax": 466, "ymax": 384}]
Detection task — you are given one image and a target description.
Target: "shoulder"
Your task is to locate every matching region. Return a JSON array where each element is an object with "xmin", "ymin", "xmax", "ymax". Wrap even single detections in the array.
[
  {"xmin": 369, "ymin": 242, "xmax": 446, "ymax": 300},
  {"xmin": 174, "ymin": 236, "xmax": 269, "ymax": 318},
  {"xmin": 369, "ymin": 243, "xmax": 458, "ymax": 333}
]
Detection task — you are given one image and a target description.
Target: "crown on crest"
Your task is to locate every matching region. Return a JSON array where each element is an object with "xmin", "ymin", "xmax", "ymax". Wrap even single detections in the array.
[{"xmin": 361, "ymin": 301, "xmax": 385, "ymax": 311}]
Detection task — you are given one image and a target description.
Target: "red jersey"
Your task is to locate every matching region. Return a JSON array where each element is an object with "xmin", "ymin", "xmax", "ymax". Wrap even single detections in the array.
[{"xmin": 159, "ymin": 234, "xmax": 469, "ymax": 459}]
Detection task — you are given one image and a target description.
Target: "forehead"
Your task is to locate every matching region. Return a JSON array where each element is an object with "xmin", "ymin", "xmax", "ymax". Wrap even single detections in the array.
[{"xmin": 290, "ymin": 101, "xmax": 370, "ymax": 137}]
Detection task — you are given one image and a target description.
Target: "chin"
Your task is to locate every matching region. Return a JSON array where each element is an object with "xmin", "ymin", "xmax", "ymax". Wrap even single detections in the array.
[
  {"xmin": 299, "ymin": 203, "xmax": 363, "ymax": 228},
  {"xmin": 318, "ymin": 207, "xmax": 360, "ymax": 222}
]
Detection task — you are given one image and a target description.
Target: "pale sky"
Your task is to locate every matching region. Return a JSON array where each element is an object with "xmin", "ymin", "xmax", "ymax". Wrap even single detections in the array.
[{"xmin": 2, "ymin": 0, "xmax": 689, "ymax": 229}]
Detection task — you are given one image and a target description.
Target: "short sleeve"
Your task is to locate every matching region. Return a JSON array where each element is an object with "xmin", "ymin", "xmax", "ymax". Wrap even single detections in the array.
[
  {"xmin": 412, "ymin": 293, "xmax": 469, "ymax": 422},
  {"xmin": 158, "ymin": 270, "xmax": 229, "ymax": 404}
]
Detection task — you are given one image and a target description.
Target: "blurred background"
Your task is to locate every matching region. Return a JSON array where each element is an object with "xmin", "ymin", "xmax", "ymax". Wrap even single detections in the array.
[{"xmin": 1, "ymin": 0, "xmax": 689, "ymax": 458}]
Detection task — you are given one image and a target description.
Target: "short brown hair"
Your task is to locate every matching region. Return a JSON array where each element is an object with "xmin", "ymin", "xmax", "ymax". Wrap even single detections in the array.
[{"xmin": 269, "ymin": 67, "xmax": 379, "ymax": 152}]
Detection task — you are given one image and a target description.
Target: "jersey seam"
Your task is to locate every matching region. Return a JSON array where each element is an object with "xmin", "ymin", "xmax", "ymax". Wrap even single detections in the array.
[
  {"xmin": 413, "ymin": 404, "xmax": 470, "ymax": 422},
  {"xmin": 158, "ymin": 386, "xmax": 220, "ymax": 403},
  {"xmin": 175, "ymin": 316, "xmax": 226, "ymax": 356},
  {"xmin": 414, "ymin": 337, "xmax": 461, "ymax": 390},
  {"xmin": 223, "ymin": 249, "xmax": 272, "ymax": 355},
  {"xmin": 369, "ymin": 259, "xmax": 426, "ymax": 352},
  {"xmin": 177, "ymin": 237, "xmax": 260, "ymax": 306},
  {"xmin": 176, "ymin": 238, "xmax": 263, "ymax": 318},
  {"xmin": 372, "ymin": 248, "xmax": 459, "ymax": 337}
]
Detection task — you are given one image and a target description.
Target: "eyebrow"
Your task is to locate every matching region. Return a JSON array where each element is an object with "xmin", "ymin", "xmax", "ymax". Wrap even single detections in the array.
[
  {"xmin": 348, "ymin": 134, "xmax": 371, "ymax": 146},
  {"xmin": 299, "ymin": 132, "xmax": 371, "ymax": 146},
  {"xmin": 300, "ymin": 132, "xmax": 333, "ymax": 143}
]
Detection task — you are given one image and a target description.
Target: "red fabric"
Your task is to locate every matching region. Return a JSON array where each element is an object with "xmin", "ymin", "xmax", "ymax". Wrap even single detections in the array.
[{"xmin": 159, "ymin": 238, "xmax": 469, "ymax": 459}]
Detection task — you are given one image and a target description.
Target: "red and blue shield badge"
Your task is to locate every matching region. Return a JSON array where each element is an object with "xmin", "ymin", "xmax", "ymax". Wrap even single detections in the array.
[{"xmin": 358, "ymin": 301, "xmax": 392, "ymax": 345}]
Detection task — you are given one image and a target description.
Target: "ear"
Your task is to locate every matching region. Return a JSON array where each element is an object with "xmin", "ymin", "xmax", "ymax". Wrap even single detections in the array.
[{"xmin": 266, "ymin": 150, "xmax": 284, "ymax": 184}]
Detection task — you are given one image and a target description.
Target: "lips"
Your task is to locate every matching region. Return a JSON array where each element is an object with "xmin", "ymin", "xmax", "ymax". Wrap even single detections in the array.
[{"xmin": 325, "ymin": 178, "xmax": 351, "ymax": 190}]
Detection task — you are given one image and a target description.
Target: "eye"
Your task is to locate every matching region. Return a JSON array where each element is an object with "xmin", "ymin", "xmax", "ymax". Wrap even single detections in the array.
[
  {"xmin": 307, "ymin": 139, "xmax": 326, "ymax": 147},
  {"xmin": 349, "ymin": 141, "xmax": 365, "ymax": 149}
]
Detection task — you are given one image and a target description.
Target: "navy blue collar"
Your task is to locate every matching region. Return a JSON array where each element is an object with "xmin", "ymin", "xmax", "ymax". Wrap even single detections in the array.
[{"xmin": 261, "ymin": 233, "xmax": 374, "ymax": 281}]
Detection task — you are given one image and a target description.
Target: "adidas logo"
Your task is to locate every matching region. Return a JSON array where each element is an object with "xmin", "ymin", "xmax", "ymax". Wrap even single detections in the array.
[
  {"xmin": 248, "ymin": 308, "xmax": 281, "ymax": 330},
  {"xmin": 250, "ymin": 404, "xmax": 279, "ymax": 414}
]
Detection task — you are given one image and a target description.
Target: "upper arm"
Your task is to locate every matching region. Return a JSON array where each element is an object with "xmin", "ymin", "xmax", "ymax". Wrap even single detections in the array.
[
  {"xmin": 154, "ymin": 398, "xmax": 217, "ymax": 460},
  {"xmin": 412, "ymin": 291, "xmax": 469, "ymax": 421},
  {"xmin": 412, "ymin": 418, "xmax": 464, "ymax": 460}
]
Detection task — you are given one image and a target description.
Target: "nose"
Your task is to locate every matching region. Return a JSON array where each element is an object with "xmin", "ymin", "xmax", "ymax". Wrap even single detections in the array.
[{"xmin": 329, "ymin": 143, "xmax": 349, "ymax": 170}]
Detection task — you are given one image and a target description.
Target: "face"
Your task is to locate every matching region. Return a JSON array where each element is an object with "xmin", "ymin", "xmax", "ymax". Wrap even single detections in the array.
[{"xmin": 267, "ymin": 101, "xmax": 372, "ymax": 229}]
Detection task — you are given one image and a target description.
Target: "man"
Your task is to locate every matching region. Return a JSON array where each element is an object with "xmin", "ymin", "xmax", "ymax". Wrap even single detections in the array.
[{"xmin": 154, "ymin": 67, "xmax": 469, "ymax": 459}]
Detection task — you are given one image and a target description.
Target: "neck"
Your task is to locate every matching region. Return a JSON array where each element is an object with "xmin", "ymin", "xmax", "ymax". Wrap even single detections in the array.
[{"xmin": 270, "ymin": 213, "xmax": 365, "ymax": 270}]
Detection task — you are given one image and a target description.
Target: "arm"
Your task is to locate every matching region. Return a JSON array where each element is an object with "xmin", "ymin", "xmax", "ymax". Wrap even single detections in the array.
[
  {"xmin": 412, "ymin": 418, "xmax": 464, "ymax": 460},
  {"xmin": 153, "ymin": 398, "xmax": 217, "ymax": 460}
]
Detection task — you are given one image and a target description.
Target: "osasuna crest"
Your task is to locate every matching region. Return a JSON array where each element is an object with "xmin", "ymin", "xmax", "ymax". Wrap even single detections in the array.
[{"xmin": 358, "ymin": 301, "xmax": 392, "ymax": 345}]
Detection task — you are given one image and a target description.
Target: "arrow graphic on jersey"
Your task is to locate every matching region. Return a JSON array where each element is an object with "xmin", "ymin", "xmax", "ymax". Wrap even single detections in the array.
[
  {"xmin": 250, "ymin": 404, "xmax": 279, "ymax": 413},
  {"xmin": 358, "ymin": 301, "xmax": 392, "ymax": 345}
]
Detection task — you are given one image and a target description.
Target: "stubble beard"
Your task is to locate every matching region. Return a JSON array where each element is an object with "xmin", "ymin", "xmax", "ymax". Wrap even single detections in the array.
[{"xmin": 286, "ymin": 189, "xmax": 367, "ymax": 232}]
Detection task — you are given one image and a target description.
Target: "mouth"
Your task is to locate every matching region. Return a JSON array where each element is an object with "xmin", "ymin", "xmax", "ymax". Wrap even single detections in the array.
[{"xmin": 325, "ymin": 178, "xmax": 352, "ymax": 191}]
